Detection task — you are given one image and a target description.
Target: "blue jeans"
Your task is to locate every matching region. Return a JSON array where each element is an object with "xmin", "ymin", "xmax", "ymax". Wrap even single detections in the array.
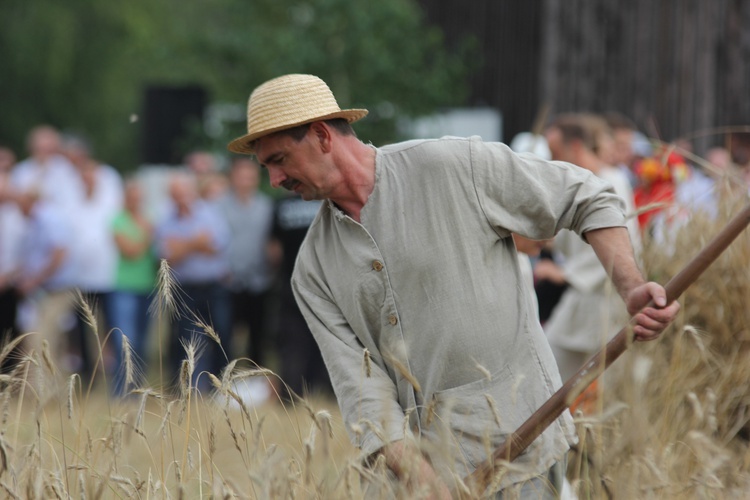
[
  {"xmin": 108, "ymin": 290, "xmax": 152, "ymax": 396},
  {"xmin": 170, "ymin": 282, "xmax": 231, "ymax": 393}
]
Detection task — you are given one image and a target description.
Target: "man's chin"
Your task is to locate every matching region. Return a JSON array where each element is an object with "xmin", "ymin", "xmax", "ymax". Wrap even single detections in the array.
[{"xmin": 298, "ymin": 188, "xmax": 324, "ymax": 201}]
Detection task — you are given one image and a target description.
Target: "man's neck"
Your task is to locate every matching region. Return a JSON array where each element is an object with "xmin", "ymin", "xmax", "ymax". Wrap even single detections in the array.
[
  {"xmin": 177, "ymin": 205, "xmax": 193, "ymax": 218},
  {"xmin": 233, "ymin": 189, "xmax": 254, "ymax": 203},
  {"xmin": 327, "ymin": 141, "xmax": 377, "ymax": 223}
]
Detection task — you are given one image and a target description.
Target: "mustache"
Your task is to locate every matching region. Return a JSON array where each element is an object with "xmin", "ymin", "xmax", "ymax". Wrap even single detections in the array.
[{"xmin": 281, "ymin": 179, "xmax": 300, "ymax": 191}]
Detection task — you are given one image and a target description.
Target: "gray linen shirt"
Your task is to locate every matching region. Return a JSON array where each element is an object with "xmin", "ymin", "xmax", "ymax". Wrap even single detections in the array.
[{"xmin": 291, "ymin": 136, "xmax": 626, "ymax": 488}]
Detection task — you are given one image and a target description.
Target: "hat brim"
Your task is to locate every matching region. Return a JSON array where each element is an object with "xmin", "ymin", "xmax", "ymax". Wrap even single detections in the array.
[{"xmin": 227, "ymin": 108, "xmax": 368, "ymax": 155}]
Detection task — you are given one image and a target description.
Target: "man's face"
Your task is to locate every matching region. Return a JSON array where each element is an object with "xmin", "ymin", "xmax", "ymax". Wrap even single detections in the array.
[
  {"xmin": 545, "ymin": 127, "xmax": 570, "ymax": 163},
  {"xmin": 611, "ymin": 129, "xmax": 633, "ymax": 166},
  {"xmin": 124, "ymin": 183, "xmax": 142, "ymax": 211},
  {"xmin": 230, "ymin": 160, "xmax": 260, "ymax": 193},
  {"xmin": 29, "ymin": 129, "xmax": 60, "ymax": 160},
  {"xmin": 255, "ymin": 127, "xmax": 332, "ymax": 200},
  {"xmin": 169, "ymin": 177, "xmax": 196, "ymax": 212}
]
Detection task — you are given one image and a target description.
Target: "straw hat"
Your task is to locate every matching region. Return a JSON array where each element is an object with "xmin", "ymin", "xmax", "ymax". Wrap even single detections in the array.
[{"xmin": 227, "ymin": 74, "xmax": 368, "ymax": 154}]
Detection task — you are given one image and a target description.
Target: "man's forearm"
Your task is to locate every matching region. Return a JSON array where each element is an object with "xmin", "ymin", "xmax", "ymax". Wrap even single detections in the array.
[{"xmin": 584, "ymin": 226, "xmax": 645, "ymax": 301}]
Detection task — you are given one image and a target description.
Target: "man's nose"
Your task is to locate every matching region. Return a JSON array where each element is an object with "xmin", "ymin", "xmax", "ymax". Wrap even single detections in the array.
[{"xmin": 268, "ymin": 166, "xmax": 285, "ymax": 189}]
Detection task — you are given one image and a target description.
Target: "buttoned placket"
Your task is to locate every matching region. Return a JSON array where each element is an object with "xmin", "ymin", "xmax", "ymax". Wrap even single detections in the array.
[{"xmin": 331, "ymin": 202, "xmax": 422, "ymax": 438}]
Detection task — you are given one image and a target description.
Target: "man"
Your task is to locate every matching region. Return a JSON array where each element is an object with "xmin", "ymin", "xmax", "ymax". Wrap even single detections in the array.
[
  {"xmin": 216, "ymin": 157, "xmax": 275, "ymax": 367},
  {"xmin": 156, "ymin": 172, "xmax": 231, "ymax": 392},
  {"xmin": 184, "ymin": 150, "xmax": 228, "ymax": 201},
  {"xmin": 0, "ymin": 147, "xmax": 23, "ymax": 373},
  {"xmin": 537, "ymin": 114, "xmax": 641, "ymax": 381},
  {"xmin": 62, "ymin": 134, "xmax": 124, "ymax": 381},
  {"xmin": 10, "ymin": 125, "xmax": 79, "ymax": 213},
  {"xmin": 270, "ymin": 191, "xmax": 331, "ymax": 399},
  {"xmin": 227, "ymin": 74, "xmax": 679, "ymax": 498},
  {"xmin": 15, "ymin": 189, "xmax": 77, "ymax": 380}
]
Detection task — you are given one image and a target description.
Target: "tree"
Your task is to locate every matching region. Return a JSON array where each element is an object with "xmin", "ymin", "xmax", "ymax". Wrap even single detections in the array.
[{"xmin": 0, "ymin": 0, "xmax": 474, "ymax": 169}]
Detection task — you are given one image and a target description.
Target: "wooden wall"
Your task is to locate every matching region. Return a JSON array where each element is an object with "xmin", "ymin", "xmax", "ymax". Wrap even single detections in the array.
[
  {"xmin": 540, "ymin": 0, "xmax": 750, "ymax": 154},
  {"xmin": 418, "ymin": 0, "xmax": 544, "ymax": 143},
  {"xmin": 419, "ymin": 0, "xmax": 750, "ymax": 155}
]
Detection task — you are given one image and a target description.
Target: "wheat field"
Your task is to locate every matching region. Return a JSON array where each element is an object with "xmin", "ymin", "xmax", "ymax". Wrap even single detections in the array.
[{"xmin": 2, "ymin": 187, "xmax": 750, "ymax": 499}]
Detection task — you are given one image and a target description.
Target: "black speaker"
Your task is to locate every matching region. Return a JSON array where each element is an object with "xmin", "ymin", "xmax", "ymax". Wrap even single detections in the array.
[{"xmin": 141, "ymin": 85, "xmax": 207, "ymax": 165}]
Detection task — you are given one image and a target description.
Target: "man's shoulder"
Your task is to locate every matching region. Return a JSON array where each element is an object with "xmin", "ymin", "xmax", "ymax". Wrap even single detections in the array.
[{"xmin": 379, "ymin": 136, "xmax": 476, "ymax": 156}]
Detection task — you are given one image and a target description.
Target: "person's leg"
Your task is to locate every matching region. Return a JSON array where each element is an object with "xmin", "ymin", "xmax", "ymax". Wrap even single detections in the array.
[
  {"xmin": 29, "ymin": 290, "xmax": 75, "ymax": 386},
  {"xmin": 277, "ymin": 285, "xmax": 330, "ymax": 398},
  {"xmin": 177, "ymin": 284, "xmax": 209, "ymax": 391},
  {"xmin": 108, "ymin": 291, "xmax": 142, "ymax": 396},
  {"xmin": 175, "ymin": 284, "xmax": 228, "ymax": 392},
  {"xmin": 133, "ymin": 292, "xmax": 152, "ymax": 367},
  {"xmin": 206, "ymin": 283, "xmax": 232, "ymax": 378},
  {"xmin": 230, "ymin": 289, "xmax": 251, "ymax": 361},
  {"xmin": 69, "ymin": 295, "xmax": 92, "ymax": 379},
  {"xmin": 246, "ymin": 290, "xmax": 269, "ymax": 367},
  {"xmin": 0, "ymin": 287, "xmax": 20, "ymax": 373}
]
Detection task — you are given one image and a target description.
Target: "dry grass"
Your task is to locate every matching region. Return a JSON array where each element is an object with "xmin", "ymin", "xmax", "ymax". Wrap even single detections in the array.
[
  {"xmin": 567, "ymin": 191, "xmax": 750, "ymax": 498},
  {"xmin": 3, "ymin": 188, "xmax": 750, "ymax": 499}
]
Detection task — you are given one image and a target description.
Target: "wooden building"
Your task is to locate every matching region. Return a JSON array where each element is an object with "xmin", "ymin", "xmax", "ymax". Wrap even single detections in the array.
[{"xmin": 419, "ymin": 0, "xmax": 750, "ymax": 155}]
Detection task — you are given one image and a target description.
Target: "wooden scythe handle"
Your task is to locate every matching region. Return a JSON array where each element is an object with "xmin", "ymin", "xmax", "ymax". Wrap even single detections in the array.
[{"xmin": 465, "ymin": 203, "xmax": 750, "ymax": 494}]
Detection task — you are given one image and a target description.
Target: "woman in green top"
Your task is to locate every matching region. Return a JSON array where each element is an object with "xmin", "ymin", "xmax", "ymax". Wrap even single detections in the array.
[{"xmin": 109, "ymin": 179, "xmax": 156, "ymax": 395}]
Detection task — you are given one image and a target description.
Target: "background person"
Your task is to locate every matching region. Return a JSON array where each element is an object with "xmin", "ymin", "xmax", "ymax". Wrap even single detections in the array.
[
  {"xmin": 216, "ymin": 157, "xmax": 275, "ymax": 369},
  {"xmin": 15, "ymin": 190, "xmax": 77, "ymax": 380},
  {"xmin": 62, "ymin": 134, "xmax": 123, "ymax": 382},
  {"xmin": 0, "ymin": 147, "xmax": 23, "ymax": 373},
  {"xmin": 538, "ymin": 114, "xmax": 641, "ymax": 381},
  {"xmin": 10, "ymin": 125, "xmax": 79, "ymax": 213},
  {"xmin": 155, "ymin": 172, "xmax": 231, "ymax": 393},
  {"xmin": 109, "ymin": 179, "xmax": 156, "ymax": 395},
  {"xmin": 270, "ymin": 192, "xmax": 331, "ymax": 400}
]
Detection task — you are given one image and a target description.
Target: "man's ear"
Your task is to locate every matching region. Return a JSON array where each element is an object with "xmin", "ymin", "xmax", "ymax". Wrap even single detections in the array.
[{"xmin": 310, "ymin": 122, "xmax": 333, "ymax": 153}]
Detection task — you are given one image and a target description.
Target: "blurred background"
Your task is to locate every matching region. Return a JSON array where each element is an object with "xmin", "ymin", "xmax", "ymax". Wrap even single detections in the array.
[
  {"xmin": 2, "ymin": 3, "xmax": 750, "ymax": 497},
  {"xmin": 2, "ymin": 0, "xmax": 750, "ymax": 170}
]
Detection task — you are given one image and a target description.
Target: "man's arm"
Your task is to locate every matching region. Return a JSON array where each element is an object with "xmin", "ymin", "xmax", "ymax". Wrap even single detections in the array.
[
  {"xmin": 382, "ymin": 440, "xmax": 451, "ymax": 499},
  {"xmin": 291, "ymin": 276, "xmax": 450, "ymax": 493},
  {"xmin": 18, "ymin": 247, "xmax": 66, "ymax": 296},
  {"xmin": 585, "ymin": 226, "xmax": 680, "ymax": 340}
]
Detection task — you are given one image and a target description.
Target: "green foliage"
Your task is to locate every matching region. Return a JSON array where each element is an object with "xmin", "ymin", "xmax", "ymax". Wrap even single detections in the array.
[{"xmin": 0, "ymin": 0, "xmax": 474, "ymax": 170}]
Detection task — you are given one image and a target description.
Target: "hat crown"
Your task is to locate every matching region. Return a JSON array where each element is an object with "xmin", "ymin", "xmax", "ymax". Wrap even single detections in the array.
[{"xmin": 247, "ymin": 74, "xmax": 340, "ymax": 133}]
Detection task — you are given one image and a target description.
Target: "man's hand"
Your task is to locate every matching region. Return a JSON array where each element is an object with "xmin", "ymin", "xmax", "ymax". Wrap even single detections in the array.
[
  {"xmin": 585, "ymin": 227, "xmax": 680, "ymax": 341},
  {"xmin": 625, "ymin": 281, "xmax": 680, "ymax": 341},
  {"xmin": 382, "ymin": 440, "xmax": 451, "ymax": 499},
  {"xmin": 533, "ymin": 259, "xmax": 566, "ymax": 285}
]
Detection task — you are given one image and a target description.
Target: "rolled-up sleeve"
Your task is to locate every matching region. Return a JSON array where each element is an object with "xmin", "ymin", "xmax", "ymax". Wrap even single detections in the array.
[{"xmin": 292, "ymin": 276, "xmax": 408, "ymax": 456}]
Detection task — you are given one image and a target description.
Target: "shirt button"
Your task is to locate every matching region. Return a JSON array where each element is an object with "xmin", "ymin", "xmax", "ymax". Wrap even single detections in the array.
[
  {"xmin": 388, "ymin": 314, "xmax": 398, "ymax": 326},
  {"xmin": 372, "ymin": 260, "xmax": 383, "ymax": 272}
]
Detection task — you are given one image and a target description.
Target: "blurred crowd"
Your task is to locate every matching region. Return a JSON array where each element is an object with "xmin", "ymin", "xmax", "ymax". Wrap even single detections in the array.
[
  {"xmin": 510, "ymin": 112, "xmax": 750, "ymax": 398},
  {"xmin": 0, "ymin": 125, "xmax": 331, "ymax": 398},
  {"xmin": 1, "ymin": 117, "xmax": 749, "ymax": 401}
]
